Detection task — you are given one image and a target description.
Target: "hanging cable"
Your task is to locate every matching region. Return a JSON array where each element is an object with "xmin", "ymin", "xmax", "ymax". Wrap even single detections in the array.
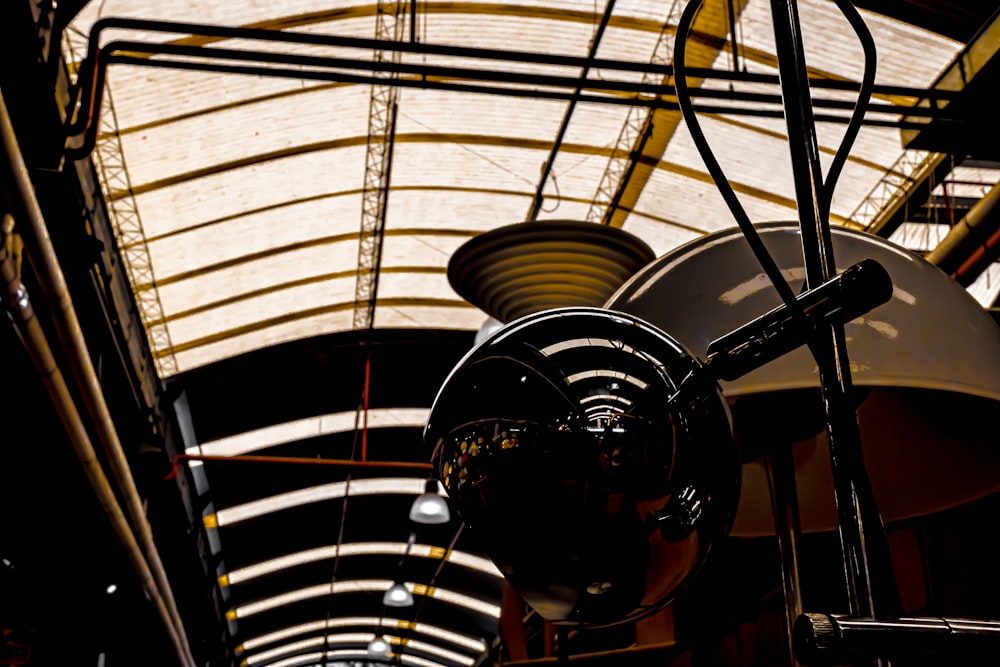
[
  {"xmin": 526, "ymin": 0, "xmax": 617, "ymax": 221},
  {"xmin": 819, "ymin": 0, "xmax": 877, "ymax": 225},
  {"xmin": 674, "ymin": 0, "xmax": 878, "ymax": 312},
  {"xmin": 398, "ymin": 524, "xmax": 467, "ymax": 652},
  {"xmin": 673, "ymin": 0, "xmax": 799, "ymax": 309},
  {"xmin": 362, "ymin": 349, "xmax": 373, "ymax": 462},
  {"xmin": 319, "ymin": 365, "xmax": 370, "ymax": 661}
]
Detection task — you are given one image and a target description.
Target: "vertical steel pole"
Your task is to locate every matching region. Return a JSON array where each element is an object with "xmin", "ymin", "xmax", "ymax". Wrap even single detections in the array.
[
  {"xmin": 768, "ymin": 0, "xmax": 897, "ymax": 622},
  {"xmin": 765, "ymin": 446, "xmax": 805, "ymax": 666}
]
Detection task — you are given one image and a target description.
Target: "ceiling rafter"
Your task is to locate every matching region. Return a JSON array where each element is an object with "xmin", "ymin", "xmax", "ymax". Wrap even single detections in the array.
[
  {"xmin": 595, "ymin": 0, "xmax": 740, "ymax": 229},
  {"xmin": 131, "ymin": 228, "xmax": 475, "ymax": 289},
  {"xmin": 154, "ymin": 296, "xmax": 472, "ymax": 357},
  {"xmin": 353, "ymin": 0, "xmax": 408, "ymax": 329}
]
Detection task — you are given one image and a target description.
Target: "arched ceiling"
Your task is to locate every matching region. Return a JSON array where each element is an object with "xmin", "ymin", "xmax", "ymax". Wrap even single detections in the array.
[
  {"xmin": 44, "ymin": 2, "xmax": 991, "ymax": 667},
  {"xmin": 63, "ymin": 0, "xmax": 966, "ymax": 377}
]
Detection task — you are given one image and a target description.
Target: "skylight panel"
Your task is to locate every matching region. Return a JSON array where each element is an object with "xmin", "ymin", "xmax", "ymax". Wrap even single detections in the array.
[
  {"xmin": 192, "ymin": 408, "xmax": 429, "ymax": 460},
  {"xmin": 221, "ymin": 541, "xmax": 500, "ymax": 585},
  {"xmin": 205, "ymin": 478, "xmax": 432, "ymax": 527},
  {"xmin": 239, "ymin": 618, "xmax": 486, "ymax": 654},
  {"xmin": 228, "ymin": 580, "xmax": 501, "ymax": 619}
]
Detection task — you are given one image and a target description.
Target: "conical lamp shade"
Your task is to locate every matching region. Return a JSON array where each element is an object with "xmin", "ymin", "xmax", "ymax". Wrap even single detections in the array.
[
  {"xmin": 383, "ymin": 582, "xmax": 414, "ymax": 607},
  {"xmin": 410, "ymin": 481, "xmax": 450, "ymax": 524},
  {"xmin": 367, "ymin": 635, "xmax": 391, "ymax": 656}
]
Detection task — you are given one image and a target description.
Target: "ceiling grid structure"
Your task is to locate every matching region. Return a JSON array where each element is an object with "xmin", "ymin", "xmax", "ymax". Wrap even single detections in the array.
[
  {"xmin": 66, "ymin": 0, "xmax": 965, "ymax": 376},
  {"xmin": 46, "ymin": 2, "xmax": 990, "ymax": 667}
]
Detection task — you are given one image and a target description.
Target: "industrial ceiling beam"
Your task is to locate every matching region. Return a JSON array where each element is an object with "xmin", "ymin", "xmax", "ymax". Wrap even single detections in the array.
[
  {"xmin": 925, "ymin": 179, "xmax": 1000, "ymax": 286},
  {"xmin": 586, "ymin": 0, "xmax": 683, "ymax": 226},
  {"xmin": 525, "ymin": 0, "xmax": 616, "ymax": 221},
  {"xmin": 854, "ymin": 151, "xmax": 953, "ymax": 238},
  {"xmin": 587, "ymin": 0, "xmax": 744, "ymax": 229},
  {"xmin": 900, "ymin": 8, "xmax": 1000, "ymax": 159},
  {"xmin": 354, "ymin": 0, "xmax": 408, "ymax": 330}
]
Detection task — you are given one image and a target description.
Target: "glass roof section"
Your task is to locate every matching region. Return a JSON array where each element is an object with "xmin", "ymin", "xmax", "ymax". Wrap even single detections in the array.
[
  {"xmin": 221, "ymin": 542, "xmax": 500, "ymax": 586},
  {"xmin": 238, "ymin": 618, "xmax": 488, "ymax": 654},
  {"xmin": 58, "ymin": 3, "xmax": 986, "ymax": 665},
  {"xmin": 64, "ymin": 0, "xmax": 964, "ymax": 378}
]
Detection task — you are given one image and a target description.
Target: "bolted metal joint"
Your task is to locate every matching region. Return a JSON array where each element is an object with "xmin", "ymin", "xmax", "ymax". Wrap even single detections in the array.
[{"xmin": 646, "ymin": 485, "xmax": 704, "ymax": 542}]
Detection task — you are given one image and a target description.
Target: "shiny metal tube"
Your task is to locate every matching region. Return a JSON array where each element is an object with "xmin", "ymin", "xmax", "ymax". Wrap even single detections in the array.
[
  {"xmin": 765, "ymin": 445, "xmax": 805, "ymax": 667},
  {"xmin": 769, "ymin": 0, "xmax": 897, "ymax": 623},
  {"xmin": 705, "ymin": 259, "xmax": 892, "ymax": 381},
  {"xmin": 925, "ymin": 180, "xmax": 1000, "ymax": 287},
  {"xmin": 794, "ymin": 613, "xmax": 1000, "ymax": 665},
  {"xmin": 0, "ymin": 215, "xmax": 193, "ymax": 667},
  {"xmin": 0, "ymin": 91, "xmax": 196, "ymax": 667}
]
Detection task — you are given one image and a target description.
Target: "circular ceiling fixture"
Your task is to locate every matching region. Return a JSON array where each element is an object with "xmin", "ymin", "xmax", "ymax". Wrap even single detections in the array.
[{"xmin": 448, "ymin": 220, "xmax": 656, "ymax": 324}]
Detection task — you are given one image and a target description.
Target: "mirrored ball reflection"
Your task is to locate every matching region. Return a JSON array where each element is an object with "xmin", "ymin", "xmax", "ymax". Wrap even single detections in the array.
[{"xmin": 424, "ymin": 307, "xmax": 741, "ymax": 628}]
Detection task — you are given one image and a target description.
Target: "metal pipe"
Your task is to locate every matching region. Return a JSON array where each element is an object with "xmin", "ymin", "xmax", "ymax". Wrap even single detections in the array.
[
  {"xmin": 769, "ymin": 0, "xmax": 898, "ymax": 622},
  {"xmin": 765, "ymin": 445, "xmax": 805, "ymax": 667},
  {"xmin": 96, "ymin": 45, "xmax": 942, "ymax": 116},
  {"xmin": 794, "ymin": 613, "xmax": 1000, "ymax": 666},
  {"xmin": 170, "ymin": 453, "xmax": 435, "ymax": 477},
  {"xmin": 64, "ymin": 47, "xmax": 936, "ymax": 162},
  {"xmin": 925, "ymin": 180, "xmax": 1000, "ymax": 287},
  {"xmin": 63, "ymin": 18, "xmax": 951, "ymax": 158},
  {"xmin": 0, "ymin": 215, "xmax": 193, "ymax": 667},
  {"xmin": 69, "ymin": 15, "xmax": 951, "ymax": 138},
  {"xmin": 0, "ymin": 89, "xmax": 197, "ymax": 667}
]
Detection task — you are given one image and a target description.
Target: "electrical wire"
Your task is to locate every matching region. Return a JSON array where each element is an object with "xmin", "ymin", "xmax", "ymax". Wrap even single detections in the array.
[
  {"xmin": 673, "ymin": 0, "xmax": 880, "ymax": 313},
  {"xmin": 820, "ymin": 0, "xmax": 877, "ymax": 231},
  {"xmin": 673, "ymin": 0, "xmax": 799, "ymax": 309},
  {"xmin": 398, "ymin": 524, "xmax": 468, "ymax": 657},
  {"xmin": 319, "ymin": 368, "xmax": 368, "ymax": 661}
]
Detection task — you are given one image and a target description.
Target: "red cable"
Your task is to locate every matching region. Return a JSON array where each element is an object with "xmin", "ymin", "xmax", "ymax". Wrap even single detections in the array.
[
  {"xmin": 164, "ymin": 453, "xmax": 433, "ymax": 480},
  {"xmin": 362, "ymin": 352, "xmax": 372, "ymax": 462}
]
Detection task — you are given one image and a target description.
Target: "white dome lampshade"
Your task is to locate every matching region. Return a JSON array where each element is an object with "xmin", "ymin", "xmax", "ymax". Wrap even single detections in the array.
[
  {"xmin": 409, "ymin": 479, "xmax": 450, "ymax": 525},
  {"xmin": 605, "ymin": 222, "xmax": 1000, "ymax": 536},
  {"xmin": 367, "ymin": 635, "xmax": 391, "ymax": 656},
  {"xmin": 383, "ymin": 581, "xmax": 414, "ymax": 607}
]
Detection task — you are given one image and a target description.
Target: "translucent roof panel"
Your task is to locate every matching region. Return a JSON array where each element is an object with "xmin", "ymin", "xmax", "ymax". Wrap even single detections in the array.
[
  {"xmin": 62, "ymin": 4, "xmax": 981, "ymax": 667},
  {"xmin": 69, "ymin": 0, "xmax": 963, "ymax": 378}
]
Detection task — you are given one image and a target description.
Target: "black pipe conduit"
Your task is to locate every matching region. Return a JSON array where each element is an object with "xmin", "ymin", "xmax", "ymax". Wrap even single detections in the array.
[
  {"xmin": 64, "ymin": 18, "xmax": 954, "ymax": 161},
  {"xmin": 64, "ymin": 48, "xmax": 946, "ymax": 163},
  {"xmin": 100, "ymin": 37, "xmax": 927, "ymax": 115},
  {"xmin": 69, "ymin": 16, "xmax": 952, "ymax": 134}
]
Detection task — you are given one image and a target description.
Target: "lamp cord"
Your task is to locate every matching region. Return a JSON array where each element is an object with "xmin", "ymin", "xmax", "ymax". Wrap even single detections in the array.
[
  {"xmin": 673, "ymin": 0, "xmax": 799, "ymax": 310},
  {"xmin": 672, "ymin": 0, "xmax": 875, "ymax": 307}
]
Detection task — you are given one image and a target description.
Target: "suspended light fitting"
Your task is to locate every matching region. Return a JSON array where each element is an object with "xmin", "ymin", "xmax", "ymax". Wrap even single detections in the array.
[
  {"xmin": 383, "ymin": 582, "xmax": 414, "ymax": 607},
  {"xmin": 447, "ymin": 219, "xmax": 656, "ymax": 325},
  {"xmin": 409, "ymin": 480, "xmax": 450, "ymax": 525},
  {"xmin": 367, "ymin": 635, "xmax": 391, "ymax": 656}
]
